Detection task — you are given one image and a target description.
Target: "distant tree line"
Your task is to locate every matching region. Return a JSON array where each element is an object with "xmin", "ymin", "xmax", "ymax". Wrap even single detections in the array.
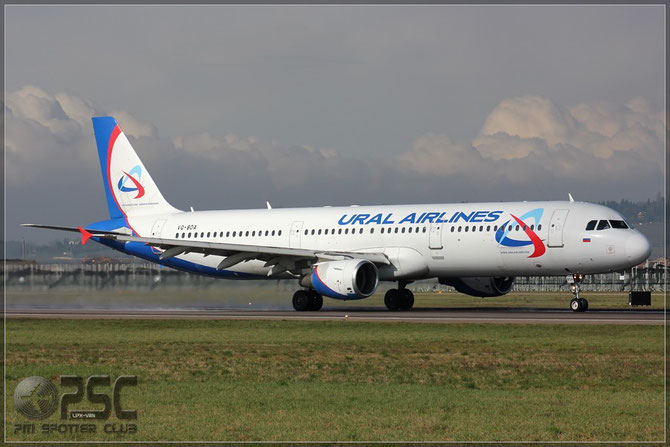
[{"xmin": 599, "ymin": 193, "xmax": 664, "ymax": 223}]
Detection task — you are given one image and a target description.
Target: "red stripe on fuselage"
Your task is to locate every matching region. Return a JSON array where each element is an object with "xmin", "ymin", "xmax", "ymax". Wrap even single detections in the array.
[{"xmin": 510, "ymin": 214, "xmax": 546, "ymax": 258}]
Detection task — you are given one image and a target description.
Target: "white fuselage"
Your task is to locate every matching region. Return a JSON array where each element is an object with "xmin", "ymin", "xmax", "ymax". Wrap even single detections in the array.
[{"xmin": 121, "ymin": 200, "xmax": 651, "ymax": 281}]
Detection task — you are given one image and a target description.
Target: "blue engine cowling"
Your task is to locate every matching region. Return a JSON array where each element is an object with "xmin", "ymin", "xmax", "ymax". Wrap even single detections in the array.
[
  {"xmin": 439, "ymin": 276, "xmax": 515, "ymax": 297},
  {"xmin": 301, "ymin": 259, "xmax": 379, "ymax": 300}
]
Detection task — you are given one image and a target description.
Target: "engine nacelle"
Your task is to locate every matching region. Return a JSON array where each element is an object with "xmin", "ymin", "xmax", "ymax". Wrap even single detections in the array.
[
  {"xmin": 301, "ymin": 259, "xmax": 379, "ymax": 300},
  {"xmin": 439, "ymin": 276, "xmax": 515, "ymax": 297}
]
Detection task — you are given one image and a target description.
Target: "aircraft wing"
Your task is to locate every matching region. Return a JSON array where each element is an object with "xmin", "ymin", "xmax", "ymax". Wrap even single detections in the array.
[
  {"xmin": 103, "ymin": 234, "xmax": 391, "ymax": 274},
  {"xmin": 22, "ymin": 223, "xmax": 390, "ymax": 274}
]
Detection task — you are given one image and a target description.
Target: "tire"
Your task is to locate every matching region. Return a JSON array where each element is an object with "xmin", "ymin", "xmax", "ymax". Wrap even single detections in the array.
[
  {"xmin": 309, "ymin": 292, "xmax": 323, "ymax": 311},
  {"xmin": 384, "ymin": 289, "xmax": 401, "ymax": 311},
  {"xmin": 399, "ymin": 289, "xmax": 414, "ymax": 310},
  {"xmin": 292, "ymin": 290, "xmax": 311, "ymax": 311},
  {"xmin": 579, "ymin": 298, "xmax": 588, "ymax": 312},
  {"xmin": 570, "ymin": 298, "xmax": 581, "ymax": 312}
]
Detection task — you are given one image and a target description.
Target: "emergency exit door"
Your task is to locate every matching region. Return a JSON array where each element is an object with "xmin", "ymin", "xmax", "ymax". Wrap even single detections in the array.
[
  {"xmin": 429, "ymin": 223, "xmax": 443, "ymax": 250},
  {"xmin": 289, "ymin": 221, "xmax": 303, "ymax": 248}
]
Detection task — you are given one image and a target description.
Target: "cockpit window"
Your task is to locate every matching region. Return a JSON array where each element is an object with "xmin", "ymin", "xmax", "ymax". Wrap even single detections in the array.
[
  {"xmin": 596, "ymin": 220, "xmax": 610, "ymax": 230},
  {"xmin": 585, "ymin": 220, "xmax": 597, "ymax": 231},
  {"xmin": 609, "ymin": 220, "xmax": 628, "ymax": 229}
]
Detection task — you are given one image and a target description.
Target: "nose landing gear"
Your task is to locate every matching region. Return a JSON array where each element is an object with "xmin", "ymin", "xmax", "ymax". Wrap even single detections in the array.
[{"xmin": 568, "ymin": 273, "xmax": 588, "ymax": 312}]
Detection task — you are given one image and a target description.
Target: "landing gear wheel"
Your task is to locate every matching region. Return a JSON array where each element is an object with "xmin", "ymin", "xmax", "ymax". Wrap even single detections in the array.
[
  {"xmin": 308, "ymin": 291, "xmax": 323, "ymax": 311},
  {"xmin": 570, "ymin": 298, "xmax": 581, "ymax": 312},
  {"xmin": 292, "ymin": 290, "xmax": 311, "ymax": 311},
  {"xmin": 384, "ymin": 289, "xmax": 401, "ymax": 311},
  {"xmin": 579, "ymin": 298, "xmax": 588, "ymax": 312},
  {"xmin": 569, "ymin": 273, "xmax": 587, "ymax": 312},
  {"xmin": 399, "ymin": 289, "xmax": 414, "ymax": 310}
]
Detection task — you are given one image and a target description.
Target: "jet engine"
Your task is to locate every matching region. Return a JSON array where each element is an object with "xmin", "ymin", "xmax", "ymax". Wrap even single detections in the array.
[
  {"xmin": 300, "ymin": 259, "xmax": 378, "ymax": 300},
  {"xmin": 439, "ymin": 276, "xmax": 515, "ymax": 297}
]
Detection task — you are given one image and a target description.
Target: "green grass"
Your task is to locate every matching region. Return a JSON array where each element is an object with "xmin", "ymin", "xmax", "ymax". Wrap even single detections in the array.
[{"xmin": 5, "ymin": 319, "xmax": 665, "ymax": 442}]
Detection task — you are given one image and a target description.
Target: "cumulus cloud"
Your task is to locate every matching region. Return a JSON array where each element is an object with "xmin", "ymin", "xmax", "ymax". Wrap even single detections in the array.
[
  {"xmin": 5, "ymin": 86, "xmax": 664, "ymax": 242},
  {"xmin": 472, "ymin": 95, "xmax": 663, "ymax": 163}
]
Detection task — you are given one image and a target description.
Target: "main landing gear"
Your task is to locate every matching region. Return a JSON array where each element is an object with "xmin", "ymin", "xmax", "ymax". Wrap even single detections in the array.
[
  {"xmin": 292, "ymin": 289, "xmax": 323, "ymax": 311},
  {"xmin": 569, "ymin": 273, "xmax": 588, "ymax": 312},
  {"xmin": 384, "ymin": 282, "xmax": 414, "ymax": 311}
]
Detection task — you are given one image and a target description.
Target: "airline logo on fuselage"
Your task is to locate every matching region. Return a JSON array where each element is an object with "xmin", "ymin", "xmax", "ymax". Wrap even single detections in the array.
[
  {"xmin": 338, "ymin": 210, "xmax": 503, "ymax": 225},
  {"xmin": 495, "ymin": 208, "xmax": 546, "ymax": 258}
]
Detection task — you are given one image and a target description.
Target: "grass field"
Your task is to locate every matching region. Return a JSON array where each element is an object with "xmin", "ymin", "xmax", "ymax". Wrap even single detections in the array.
[{"xmin": 5, "ymin": 318, "xmax": 665, "ymax": 442}]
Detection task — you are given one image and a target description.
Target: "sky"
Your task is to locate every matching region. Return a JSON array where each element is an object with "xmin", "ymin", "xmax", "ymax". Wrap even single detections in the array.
[{"xmin": 5, "ymin": 5, "xmax": 665, "ymax": 242}]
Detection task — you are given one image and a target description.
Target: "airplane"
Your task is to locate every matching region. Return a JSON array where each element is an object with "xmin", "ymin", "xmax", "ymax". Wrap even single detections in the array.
[{"xmin": 23, "ymin": 117, "xmax": 652, "ymax": 312}]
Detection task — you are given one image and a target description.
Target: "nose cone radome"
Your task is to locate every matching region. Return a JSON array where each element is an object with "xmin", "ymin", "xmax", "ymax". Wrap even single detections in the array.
[{"xmin": 625, "ymin": 232, "xmax": 652, "ymax": 265}]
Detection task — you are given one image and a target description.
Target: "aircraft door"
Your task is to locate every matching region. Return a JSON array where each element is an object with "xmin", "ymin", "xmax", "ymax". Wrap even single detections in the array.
[
  {"xmin": 289, "ymin": 221, "xmax": 303, "ymax": 248},
  {"xmin": 151, "ymin": 219, "xmax": 167, "ymax": 238},
  {"xmin": 547, "ymin": 209, "xmax": 569, "ymax": 248},
  {"xmin": 429, "ymin": 222, "xmax": 443, "ymax": 250}
]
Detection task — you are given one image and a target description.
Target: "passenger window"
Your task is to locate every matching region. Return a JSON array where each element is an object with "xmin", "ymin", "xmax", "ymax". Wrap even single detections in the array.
[
  {"xmin": 465, "ymin": 226, "xmax": 469, "ymax": 232},
  {"xmin": 479, "ymin": 226, "xmax": 483, "ymax": 232},
  {"xmin": 345, "ymin": 229, "xmax": 349, "ymax": 234},
  {"xmin": 359, "ymin": 228, "xmax": 363, "ymax": 234},
  {"xmin": 338, "ymin": 229, "xmax": 342, "ymax": 234},
  {"xmin": 596, "ymin": 220, "xmax": 610, "ymax": 230},
  {"xmin": 486, "ymin": 225, "xmax": 491, "ymax": 232},
  {"xmin": 278, "ymin": 230, "xmax": 282, "ymax": 236},
  {"xmin": 458, "ymin": 226, "xmax": 462, "ymax": 232},
  {"xmin": 493, "ymin": 225, "xmax": 498, "ymax": 231},
  {"xmin": 451, "ymin": 226, "xmax": 455, "ymax": 233},
  {"xmin": 401, "ymin": 227, "xmax": 406, "ymax": 233},
  {"xmin": 423, "ymin": 227, "xmax": 427, "ymax": 233},
  {"xmin": 380, "ymin": 228, "xmax": 385, "ymax": 234},
  {"xmin": 515, "ymin": 225, "xmax": 519, "ymax": 231},
  {"xmin": 175, "ymin": 233, "xmax": 179, "ymax": 238},
  {"xmin": 537, "ymin": 224, "xmax": 542, "ymax": 231},
  {"xmin": 271, "ymin": 230, "xmax": 275, "ymax": 236},
  {"xmin": 609, "ymin": 220, "xmax": 628, "ymax": 229},
  {"xmin": 585, "ymin": 220, "xmax": 597, "ymax": 231},
  {"xmin": 324, "ymin": 229, "xmax": 329, "ymax": 235},
  {"xmin": 370, "ymin": 228, "xmax": 374, "ymax": 234}
]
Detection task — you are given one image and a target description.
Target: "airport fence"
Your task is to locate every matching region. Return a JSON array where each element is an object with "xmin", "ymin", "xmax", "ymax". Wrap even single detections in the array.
[{"xmin": 2, "ymin": 260, "xmax": 667, "ymax": 292}]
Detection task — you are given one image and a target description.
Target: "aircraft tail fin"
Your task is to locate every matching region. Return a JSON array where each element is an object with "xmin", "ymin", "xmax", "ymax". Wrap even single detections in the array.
[{"xmin": 92, "ymin": 117, "xmax": 179, "ymax": 219}]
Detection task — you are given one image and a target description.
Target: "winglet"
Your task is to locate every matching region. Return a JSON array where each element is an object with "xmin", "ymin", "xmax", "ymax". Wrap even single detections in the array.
[
  {"xmin": 266, "ymin": 201, "xmax": 272, "ymax": 210},
  {"xmin": 78, "ymin": 226, "xmax": 92, "ymax": 245},
  {"xmin": 568, "ymin": 193, "xmax": 574, "ymax": 202}
]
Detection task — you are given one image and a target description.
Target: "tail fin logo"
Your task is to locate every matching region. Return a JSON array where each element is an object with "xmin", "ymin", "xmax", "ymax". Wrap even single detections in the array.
[{"xmin": 117, "ymin": 165, "xmax": 145, "ymax": 199}]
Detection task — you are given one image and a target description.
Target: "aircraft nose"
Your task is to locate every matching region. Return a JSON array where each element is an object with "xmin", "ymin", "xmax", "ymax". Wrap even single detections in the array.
[{"xmin": 625, "ymin": 231, "xmax": 652, "ymax": 264}]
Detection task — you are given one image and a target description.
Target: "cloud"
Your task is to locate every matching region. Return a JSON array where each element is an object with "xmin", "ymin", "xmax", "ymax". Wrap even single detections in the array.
[
  {"xmin": 472, "ymin": 95, "xmax": 664, "ymax": 163},
  {"xmin": 5, "ymin": 87, "xmax": 664, "ymax": 242}
]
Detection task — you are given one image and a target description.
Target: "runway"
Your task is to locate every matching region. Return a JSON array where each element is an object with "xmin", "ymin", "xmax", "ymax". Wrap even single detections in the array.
[{"xmin": 5, "ymin": 307, "xmax": 665, "ymax": 324}]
